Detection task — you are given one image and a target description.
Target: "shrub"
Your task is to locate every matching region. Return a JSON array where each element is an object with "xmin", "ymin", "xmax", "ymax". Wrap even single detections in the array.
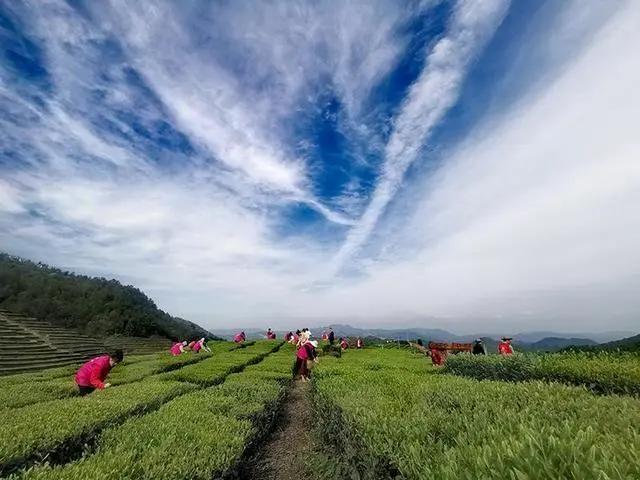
[
  {"xmin": 19, "ymin": 347, "xmax": 294, "ymax": 479},
  {"xmin": 0, "ymin": 380, "xmax": 195, "ymax": 476},
  {"xmin": 443, "ymin": 351, "xmax": 640, "ymax": 395},
  {"xmin": 312, "ymin": 349, "xmax": 640, "ymax": 479}
]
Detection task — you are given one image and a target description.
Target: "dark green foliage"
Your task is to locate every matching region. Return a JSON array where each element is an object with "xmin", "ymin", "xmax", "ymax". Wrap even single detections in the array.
[
  {"xmin": 0, "ymin": 253, "xmax": 215, "ymax": 340},
  {"xmin": 321, "ymin": 343, "xmax": 342, "ymax": 358}
]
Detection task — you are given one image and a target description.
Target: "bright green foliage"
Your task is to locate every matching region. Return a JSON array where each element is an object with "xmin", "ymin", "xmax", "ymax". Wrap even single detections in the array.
[
  {"xmin": 0, "ymin": 381, "xmax": 195, "ymax": 475},
  {"xmin": 0, "ymin": 378, "xmax": 77, "ymax": 410},
  {"xmin": 313, "ymin": 349, "xmax": 640, "ymax": 480},
  {"xmin": 18, "ymin": 345, "xmax": 293, "ymax": 479},
  {"xmin": 160, "ymin": 340, "xmax": 281, "ymax": 385},
  {"xmin": 0, "ymin": 343, "xmax": 238, "ymax": 410},
  {"xmin": 107, "ymin": 341, "xmax": 235, "ymax": 385},
  {"xmin": 0, "ymin": 365, "xmax": 78, "ymax": 386},
  {"xmin": 443, "ymin": 351, "xmax": 640, "ymax": 395},
  {"xmin": 0, "ymin": 354, "xmax": 157, "ymax": 388}
]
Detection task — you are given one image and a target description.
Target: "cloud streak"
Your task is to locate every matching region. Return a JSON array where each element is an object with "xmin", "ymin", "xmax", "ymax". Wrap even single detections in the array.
[
  {"xmin": 291, "ymin": 0, "xmax": 640, "ymax": 331},
  {"xmin": 331, "ymin": 0, "xmax": 510, "ymax": 272},
  {"xmin": 1, "ymin": 0, "xmax": 638, "ymax": 332}
]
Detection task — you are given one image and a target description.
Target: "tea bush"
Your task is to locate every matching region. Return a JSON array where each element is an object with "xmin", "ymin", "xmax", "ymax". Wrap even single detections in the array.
[
  {"xmin": 16, "ymin": 346, "xmax": 293, "ymax": 479},
  {"xmin": 313, "ymin": 349, "xmax": 640, "ymax": 479},
  {"xmin": 443, "ymin": 351, "xmax": 640, "ymax": 395}
]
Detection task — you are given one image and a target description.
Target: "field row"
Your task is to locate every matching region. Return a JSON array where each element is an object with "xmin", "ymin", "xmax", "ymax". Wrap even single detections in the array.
[
  {"xmin": 312, "ymin": 349, "xmax": 640, "ymax": 479},
  {"xmin": 0, "ymin": 341, "xmax": 249, "ymax": 410},
  {"xmin": 11, "ymin": 345, "xmax": 295, "ymax": 479},
  {"xmin": 442, "ymin": 351, "xmax": 640, "ymax": 396},
  {"xmin": 0, "ymin": 341, "xmax": 283, "ymax": 477}
]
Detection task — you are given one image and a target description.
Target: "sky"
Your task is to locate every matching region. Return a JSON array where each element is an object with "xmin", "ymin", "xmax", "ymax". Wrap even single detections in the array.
[{"xmin": 1, "ymin": 0, "xmax": 639, "ymax": 333}]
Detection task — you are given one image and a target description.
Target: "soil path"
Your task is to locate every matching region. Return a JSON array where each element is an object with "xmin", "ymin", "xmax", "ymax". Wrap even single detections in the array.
[{"xmin": 245, "ymin": 379, "xmax": 313, "ymax": 480}]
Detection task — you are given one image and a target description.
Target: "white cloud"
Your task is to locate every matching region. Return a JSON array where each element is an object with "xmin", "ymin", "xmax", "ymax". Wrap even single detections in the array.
[
  {"xmin": 2, "ymin": 0, "xmax": 638, "ymax": 333},
  {"xmin": 331, "ymin": 0, "xmax": 511, "ymax": 272},
  {"xmin": 292, "ymin": 0, "xmax": 640, "ymax": 331}
]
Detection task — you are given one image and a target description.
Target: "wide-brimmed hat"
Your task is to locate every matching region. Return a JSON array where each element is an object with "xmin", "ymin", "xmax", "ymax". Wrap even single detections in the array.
[{"xmin": 501, "ymin": 337, "xmax": 513, "ymax": 341}]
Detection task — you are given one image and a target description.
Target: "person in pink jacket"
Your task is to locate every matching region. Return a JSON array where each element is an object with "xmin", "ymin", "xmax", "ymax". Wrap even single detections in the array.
[
  {"xmin": 192, "ymin": 337, "xmax": 211, "ymax": 353},
  {"xmin": 170, "ymin": 341, "xmax": 187, "ymax": 356},
  {"xmin": 234, "ymin": 331, "xmax": 246, "ymax": 343},
  {"xmin": 75, "ymin": 350, "xmax": 124, "ymax": 396}
]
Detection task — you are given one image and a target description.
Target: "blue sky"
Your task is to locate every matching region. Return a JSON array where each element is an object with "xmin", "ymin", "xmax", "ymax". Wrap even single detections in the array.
[{"xmin": 1, "ymin": 0, "xmax": 639, "ymax": 332}]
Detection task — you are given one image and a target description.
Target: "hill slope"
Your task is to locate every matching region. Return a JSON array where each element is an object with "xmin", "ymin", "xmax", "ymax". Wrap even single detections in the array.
[
  {"xmin": 530, "ymin": 337, "xmax": 597, "ymax": 351},
  {"xmin": 0, "ymin": 253, "xmax": 215, "ymax": 341},
  {"xmin": 594, "ymin": 333, "xmax": 640, "ymax": 352}
]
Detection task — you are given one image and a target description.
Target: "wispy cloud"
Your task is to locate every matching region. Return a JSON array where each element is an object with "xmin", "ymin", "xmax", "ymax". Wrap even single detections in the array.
[
  {"xmin": 1, "ymin": 0, "xmax": 638, "ymax": 332},
  {"xmin": 331, "ymin": 0, "xmax": 510, "ymax": 273},
  {"xmin": 290, "ymin": 0, "xmax": 640, "ymax": 331}
]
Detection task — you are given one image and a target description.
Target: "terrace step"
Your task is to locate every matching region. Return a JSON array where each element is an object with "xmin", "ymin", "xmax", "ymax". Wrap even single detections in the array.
[
  {"xmin": 0, "ymin": 353, "xmax": 87, "ymax": 363},
  {"xmin": 0, "ymin": 358, "xmax": 84, "ymax": 375},
  {"xmin": 1, "ymin": 346, "xmax": 58, "ymax": 353}
]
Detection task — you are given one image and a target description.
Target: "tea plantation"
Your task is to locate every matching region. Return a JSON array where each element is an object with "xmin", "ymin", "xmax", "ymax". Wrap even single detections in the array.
[{"xmin": 2, "ymin": 341, "xmax": 639, "ymax": 479}]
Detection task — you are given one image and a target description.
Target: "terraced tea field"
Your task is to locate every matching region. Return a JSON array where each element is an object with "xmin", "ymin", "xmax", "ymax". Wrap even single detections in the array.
[
  {"xmin": 2, "ymin": 341, "xmax": 638, "ymax": 479},
  {"xmin": 0, "ymin": 310, "xmax": 171, "ymax": 375}
]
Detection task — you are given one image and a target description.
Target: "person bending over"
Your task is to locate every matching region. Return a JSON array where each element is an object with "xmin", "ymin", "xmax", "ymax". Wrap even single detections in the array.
[
  {"xmin": 75, "ymin": 349, "xmax": 124, "ymax": 396},
  {"xmin": 192, "ymin": 337, "xmax": 211, "ymax": 353}
]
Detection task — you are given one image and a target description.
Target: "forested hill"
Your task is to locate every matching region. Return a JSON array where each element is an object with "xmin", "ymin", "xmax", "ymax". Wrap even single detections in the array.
[
  {"xmin": 561, "ymin": 333, "xmax": 640, "ymax": 353},
  {"xmin": 0, "ymin": 253, "xmax": 215, "ymax": 340}
]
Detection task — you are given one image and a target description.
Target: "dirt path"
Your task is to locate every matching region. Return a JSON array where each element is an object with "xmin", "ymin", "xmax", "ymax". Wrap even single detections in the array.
[{"xmin": 245, "ymin": 379, "xmax": 314, "ymax": 480}]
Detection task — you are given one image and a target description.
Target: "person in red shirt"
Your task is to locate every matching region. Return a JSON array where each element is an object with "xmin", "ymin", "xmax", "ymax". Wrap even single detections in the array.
[
  {"xmin": 429, "ymin": 348, "xmax": 447, "ymax": 367},
  {"xmin": 498, "ymin": 337, "xmax": 514, "ymax": 356},
  {"xmin": 170, "ymin": 341, "xmax": 187, "ymax": 356},
  {"xmin": 340, "ymin": 338, "xmax": 349, "ymax": 350},
  {"xmin": 192, "ymin": 337, "xmax": 211, "ymax": 353},
  {"xmin": 75, "ymin": 350, "xmax": 124, "ymax": 396}
]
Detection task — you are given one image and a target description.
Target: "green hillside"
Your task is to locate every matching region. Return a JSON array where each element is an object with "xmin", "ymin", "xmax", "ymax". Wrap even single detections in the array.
[
  {"xmin": 598, "ymin": 333, "xmax": 640, "ymax": 352},
  {"xmin": 0, "ymin": 253, "xmax": 214, "ymax": 341},
  {"xmin": 561, "ymin": 332, "xmax": 640, "ymax": 353}
]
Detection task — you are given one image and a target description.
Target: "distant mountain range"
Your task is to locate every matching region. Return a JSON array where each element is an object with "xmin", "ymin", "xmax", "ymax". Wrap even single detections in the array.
[{"xmin": 210, "ymin": 323, "xmax": 635, "ymax": 352}]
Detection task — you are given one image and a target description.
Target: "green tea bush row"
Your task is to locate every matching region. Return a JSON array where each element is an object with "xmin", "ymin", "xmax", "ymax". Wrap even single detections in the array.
[
  {"xmin": 0, "ymin": 342, "xmax": 239, "ymax": 410},
  {"xmin": 0, "ymin": 353, "xmax": 161, "ymax": 388},
  {"xmin": 312, "ymin": 349, "xmax": 640, "ymax": 479},
  {"xmin": 160, "ymin": 340, "xmax": 282, "ymax": 385},
  {"xmin": 0, "ymin": 380, "xmax": 195, "ymax": 476},
  {"xmin": 16, "ymin": 346, "xmax": 295, "ymax": 479},
  {"xmin": 443, "ymin": 351, "xmax": 640, "ymax": 395},
  {"xmin": 0, "ymin": 366, "xmax": 78, "ymax": 386},
  {"xmin": 107, "ymin": 340, "xmax": 238, "ymax": 385},
  {"xmin": 0, "ymin": 378, "xmax": 78, "ymax": 410},
  {"xmin": 0, "ymin": 342, "xmax": 277, "ymax": 476}
]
